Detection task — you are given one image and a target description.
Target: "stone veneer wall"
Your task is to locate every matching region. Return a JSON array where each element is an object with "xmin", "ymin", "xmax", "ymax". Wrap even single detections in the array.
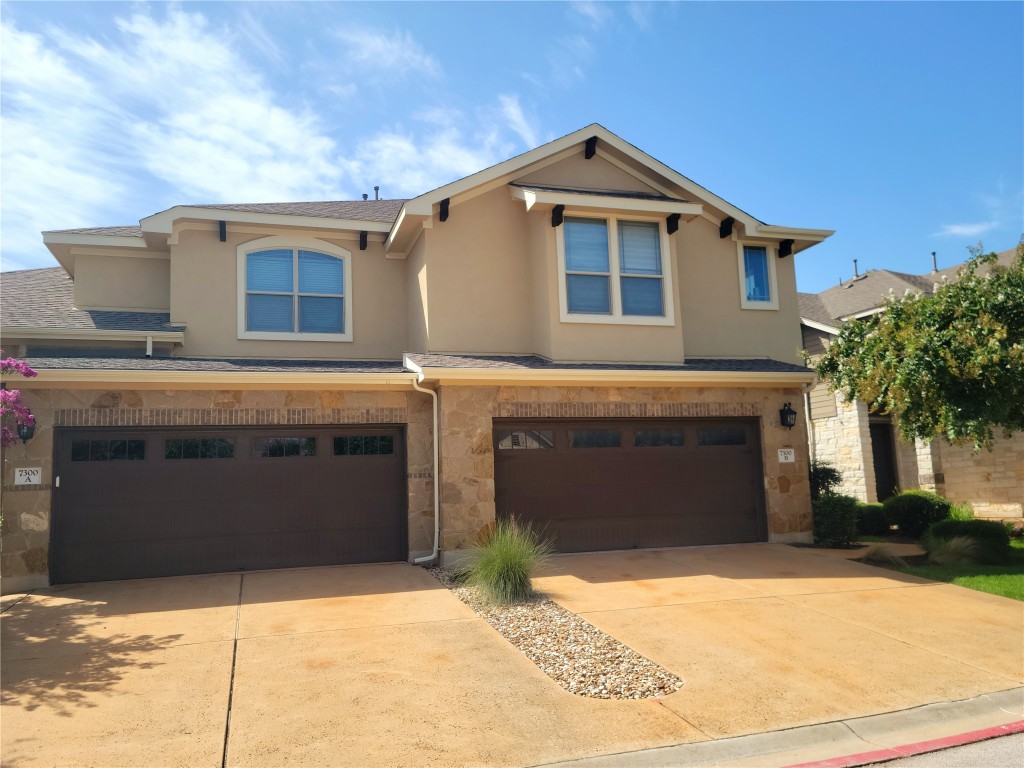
[
  {"xmin": 437, "ymin": 385, "xmax": 812, "ymax": 556},
  {"xmin": 934, "ymin": 434, "xmax": 1024, "ymax": 518},
  {"xmin": 808, "ymin": 391, "xmax": 875, "ymax": 501},
  {"xmin": 813, "ymin": 394, "xmax": 1022, "ymax": 519},
  {"xmin": 1, "ymin": 388, "xmax": 434, "ymax": 591}
]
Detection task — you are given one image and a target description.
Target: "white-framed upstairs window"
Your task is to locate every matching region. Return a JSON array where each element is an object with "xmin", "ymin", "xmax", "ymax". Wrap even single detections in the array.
[
  {"xmin": 556, "ymin": 214, "xmax": 675, "ymax": 326},
  {"xmin": 237, "ymin": 236, "xmax": 353, "ymax": 341},
  {"xmin": 737, "ymin": 242, "xmax": 779, "ymax": 310}
]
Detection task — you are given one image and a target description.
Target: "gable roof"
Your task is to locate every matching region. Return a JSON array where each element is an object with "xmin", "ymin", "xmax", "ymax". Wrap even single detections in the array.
[
  {"xmin": 799, "ymin": 246, "xmax": 1018, "ymax": 328},
  {"xmin": 0, "ymin": 267, "xmax": 183, "ymax": 334}
]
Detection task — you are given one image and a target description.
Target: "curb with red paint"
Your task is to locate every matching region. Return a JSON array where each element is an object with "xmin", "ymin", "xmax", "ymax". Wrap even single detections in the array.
[{"xmin": 783, "ymin": 720, "xmax": 1024, "ymax": 768}]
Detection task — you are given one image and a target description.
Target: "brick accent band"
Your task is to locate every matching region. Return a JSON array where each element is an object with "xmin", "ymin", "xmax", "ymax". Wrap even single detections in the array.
[
  {"xmin": 54, "ymin": 407, "xmax": 409, "ymax": 428},
  {"xmin": 493, "ymin": 401, "xmax": 760, "ymax": 419}
]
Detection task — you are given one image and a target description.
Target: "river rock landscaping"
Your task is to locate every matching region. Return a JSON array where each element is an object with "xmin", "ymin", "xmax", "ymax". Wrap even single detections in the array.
[{"xmin": 429, "ymin": 567, "xmax": 684, "ymax": 700}]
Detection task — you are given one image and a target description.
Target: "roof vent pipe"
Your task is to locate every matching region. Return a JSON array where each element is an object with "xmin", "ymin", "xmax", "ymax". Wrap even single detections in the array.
[
  {"xmin": 931, "ymin": 251, "xmax": 938, "ymax": 273},
  {"xmin": 374, "ymin": 186, "xmax": 380, "ymax": 200},
  {"xmin": 853, "ymin": 259, "xmax": 859, "ymax": 278},
  {"xmin": 362, "ymin": 193, "xmax": 368, "ymax": 201}
]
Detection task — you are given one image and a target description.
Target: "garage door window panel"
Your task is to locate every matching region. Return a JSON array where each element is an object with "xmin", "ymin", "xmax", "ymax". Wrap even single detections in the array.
[
  {"xmin": 697, "ymin": 426, "xmax": 748, "ymax": 446},
  {"xmin": 255, "ymin": 436, "xmax": 317, "ymax": 457},
  {"xmin": 334, "ymin": 435, "xmax": 395, "ymax": 456},
  {"xmin": 569, "ymin": 429, "xmax": 621, "ymax": 449},
  {"xmin": 71, "ymin": 438, "xmax": 146, "ymax": 462},
  {"xmin": 495, "ymin": 429, "xmax": 555, "ymax": 450},
  {"xmin": 164, "ymin": 438, "xmax": 235, "ymax": 460},
  {"xmin": 634, "ymin": 428, "xmax": 684, "ymax": 448}
]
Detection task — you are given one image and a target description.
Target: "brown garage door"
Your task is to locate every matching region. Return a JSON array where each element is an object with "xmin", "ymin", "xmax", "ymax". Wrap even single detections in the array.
[
  {"xmin": 51, "ymin": 425, "xmax": 406, "ymax": 584},
  {"xmin": 494, "ymin": 419, "xmax": 766, "ymax": 552}
]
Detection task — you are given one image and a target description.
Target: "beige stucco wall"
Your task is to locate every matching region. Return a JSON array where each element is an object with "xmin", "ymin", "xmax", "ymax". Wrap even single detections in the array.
[
  {"xmin": 436, "ymin": 384, "xmax": 812, "ymax": 558},
  {"xmin": 0, "ymin": 386, "xmax": 434, "ymax": 592},
  {"xmin": 677, "ymin": 218, "xmax": 805, "ymax": 364},
  {"xmin": 515, "ymin": 154, "xmax": 659, "ymax": 194},
  {"xmin": 406, "ymin": 231, "xmax": 429, "ymax": 353},
  {"xmin": 73, "ymin": 253, "xmax": 170, "ymax": 311},
  {"xmin": 169, "ymin": 228, "xmax": 408, "ymax": 359}
]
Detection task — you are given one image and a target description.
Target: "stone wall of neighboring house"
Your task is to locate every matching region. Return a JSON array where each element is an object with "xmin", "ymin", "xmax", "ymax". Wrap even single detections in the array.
[
  {"xmin": 807, "ymin": 389, "xmax": 876, "ymax": 501},
  {"xmin": 934, "ymin": 434, "xmax": 1024, "ymax": 518},
  {"xmin": 437, "ymin": 384, "xmax": 812, "ymax": 558},
  {"xmin": 0, "ymin": 387, "xmax": 435, "ymax": 591}
]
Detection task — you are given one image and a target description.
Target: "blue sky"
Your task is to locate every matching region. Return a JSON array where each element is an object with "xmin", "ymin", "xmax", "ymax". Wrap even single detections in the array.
[{"xmin": 1, "ymin": 1, "xmax": 1021, "ymax": 292}]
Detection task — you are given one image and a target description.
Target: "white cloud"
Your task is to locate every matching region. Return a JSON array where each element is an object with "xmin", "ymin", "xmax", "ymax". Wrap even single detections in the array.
[
  {"xmin": 498, "ymin": 95, "xmax": 539, "ymax": 149},
  {"xmin": 332, "ymin": 25, "xmax": 442, "ymax": 80},
  {"xmin": 571, "ymin": 1, "xmax": 613, "ymax": 29},
  {"xmin": 0, "ymin": 9, "xmax": 547, "ymax": 270},
  {"xmin": 933, "ymin": 221, "xmax": 999, "ymax": 238}
]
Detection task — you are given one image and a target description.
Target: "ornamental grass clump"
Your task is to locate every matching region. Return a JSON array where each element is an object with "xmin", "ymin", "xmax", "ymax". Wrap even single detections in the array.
[
  {"xmin": 460, "ymin": 518, "xmax": 553, "ymax": 605},
  {"xmin": 924, "ymin": 536, "xmax": 980, "ymax": 567}
]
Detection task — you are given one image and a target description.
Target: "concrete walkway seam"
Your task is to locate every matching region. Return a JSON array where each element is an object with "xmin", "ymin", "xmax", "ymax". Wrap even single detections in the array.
[{"xmin": 220, "ymin": 574, "xmax": 244, "ymax": 768}]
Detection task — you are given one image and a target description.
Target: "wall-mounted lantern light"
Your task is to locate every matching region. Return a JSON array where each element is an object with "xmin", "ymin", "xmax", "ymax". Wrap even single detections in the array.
[
  {"xmin": 779, "ymin": 402, "xmax": 798, "ymax": 429},
  {"xmin": 17, "ymin": 422, "xmax": 35, "ymax": 443}
]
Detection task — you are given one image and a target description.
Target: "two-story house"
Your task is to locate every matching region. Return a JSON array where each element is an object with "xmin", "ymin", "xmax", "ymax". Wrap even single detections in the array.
[{"xmin": 1, "ymin": 124, "xmax": 833, "ymax": 592}]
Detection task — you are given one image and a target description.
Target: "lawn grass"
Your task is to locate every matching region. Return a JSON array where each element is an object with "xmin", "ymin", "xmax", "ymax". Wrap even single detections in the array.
[{"xmin": 899, "ymin": 539, "xmax": 1024, "ymax": 601}]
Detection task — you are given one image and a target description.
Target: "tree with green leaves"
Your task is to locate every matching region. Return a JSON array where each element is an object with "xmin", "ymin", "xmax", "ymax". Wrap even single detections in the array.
[{"xmin": 812, "ymin": 241, "xmax": 1024, "ymax": 450}]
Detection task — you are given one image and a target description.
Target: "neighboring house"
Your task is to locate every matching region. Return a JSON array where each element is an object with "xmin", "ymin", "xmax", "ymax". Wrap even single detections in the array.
[
  {"xmin": 800, "ymin": 248, "xmax": 1023, "ymax": 518},
  {"xmin": 0, "ymin": 124, "xmax": 834, "ymax": 592}
]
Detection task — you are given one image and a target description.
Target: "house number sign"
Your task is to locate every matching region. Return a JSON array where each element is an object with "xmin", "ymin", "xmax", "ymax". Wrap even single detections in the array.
[
  {"xmin": 777, "ymin": 449, "xmax": 796, "ymax": 464},
  {"xmin": 14, "ymin": 467, "xmax": 42, "ymax": 486}
]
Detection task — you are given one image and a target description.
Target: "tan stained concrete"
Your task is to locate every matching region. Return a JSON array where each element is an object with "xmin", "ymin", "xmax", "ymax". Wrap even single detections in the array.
[
  {"xmin": 1, "ymin": 574, "xmax": 239, "ymax": 767},
  {"xmin": 228, "ymin": 618, "xmax": 699, "ymax": 768},
  {"xmin": 3, "ymin": 550, "xmax": 1022, "ymax": 768},
  {"xmin": 534, "ymin": 545, "xmax": 1024, "ymax": 740}
]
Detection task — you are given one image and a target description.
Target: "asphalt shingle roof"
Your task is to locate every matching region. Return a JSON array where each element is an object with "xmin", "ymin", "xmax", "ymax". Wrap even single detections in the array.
[
  {"xmin": 1, "ymin": 268, "xmax": 183, "ymax": 333},
  {"xmin": 800, "ymin": 247, "xmax": 1017, "ymax": 327},
  {"xmin": 45, "ymin": 225, "xmax": 144, "ymax": 237},
  {"xmin": 187, "ymin": 199, "xmax": 408, "ymax": 223},
  {"xmin": 22, "ymin": 347, "xmax": 408, "ymax": 374},
  {"xmin": 407, "ymin": 353, "xmax": 810, "ymax": 374}
]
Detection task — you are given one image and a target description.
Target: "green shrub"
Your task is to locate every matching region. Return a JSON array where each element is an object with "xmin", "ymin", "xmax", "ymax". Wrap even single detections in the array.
[
  {"xmin": 949, "ymin": 503, "xmax": 975, "ymax": 521},
  {"xmin": 856, "ymin": 503, "xmax": 890, "ymax": 536},
  {"xmin": 926, "ymin": 519, "xmax": 1012, "ymax": 564},
  {"xmin": 883, "ymin": 490, "xmax": 952, "ymax": 538},
  {"xmin": 813, "ymin": 493, "xmax": 860, "ymax": 547},
  {"xmin": 459, "ymin": 517, "xmax": 553, "ymax": 604},
  {"xmin": 924, "ymin": 536, "xmax": 980, "ymax": 567},
  {"xmin": 810, "ymin": 460, "xmax": 843, "ymax": 500}
]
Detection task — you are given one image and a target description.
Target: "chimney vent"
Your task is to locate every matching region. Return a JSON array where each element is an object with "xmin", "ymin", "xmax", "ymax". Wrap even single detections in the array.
[
  {"xmin": 853, "ymin": 258, "xmax": 859, "ymax": 278},
  {"xmin": 362, "ymin": 193, "xmax": 368, "ymax": 201},
  {"xmin": 931, "ymin": 251, "xmax": 938, "ymax": 273},
  {"xmin": 374, "ymin": 186, "xmax": 380, "ymax": 200}
]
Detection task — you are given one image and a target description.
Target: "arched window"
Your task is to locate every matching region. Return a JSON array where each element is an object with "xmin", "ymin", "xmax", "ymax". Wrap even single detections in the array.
[{"xmin": 237, "ymin": 238, "xmax": 352, "ymax": 341}]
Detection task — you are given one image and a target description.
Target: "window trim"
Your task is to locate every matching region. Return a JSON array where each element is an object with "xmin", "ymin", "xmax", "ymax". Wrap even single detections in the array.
[
  {"xmin": 237, "ymin": 235, "xmax": 353, "ymax": 341},
  {"xmin": 737, "ymin": 241, "xmax": 779, "ymax": 310},
  {"xmin": 555, "ymin": 213, "xmax": 676, "ymax": 326}
]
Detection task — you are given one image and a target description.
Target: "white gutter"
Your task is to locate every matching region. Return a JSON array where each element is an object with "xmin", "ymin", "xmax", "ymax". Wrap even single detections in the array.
[
  {"xmin": 409, "ymin": 364, "xmax": 440, "ymax": 565},
  {"xmin": 2, "ymin": 327, "xmax": 185, "ymax": 344}
]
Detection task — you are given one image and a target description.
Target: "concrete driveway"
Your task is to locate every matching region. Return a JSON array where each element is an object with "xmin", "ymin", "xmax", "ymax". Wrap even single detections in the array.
[{"xmin": 2, "ymin": 545, "xmax": 1022, "ymax": 767}]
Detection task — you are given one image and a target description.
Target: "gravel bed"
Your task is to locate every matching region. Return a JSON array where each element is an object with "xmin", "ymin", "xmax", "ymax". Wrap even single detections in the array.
[{"xmin": 429, "ymin": 567, "xmax": 683, "ymax": 700}]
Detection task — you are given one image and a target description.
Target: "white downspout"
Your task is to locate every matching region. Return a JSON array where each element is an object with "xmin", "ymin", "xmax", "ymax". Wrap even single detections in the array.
[{"xmin": 412, "ymin": 374, "xmax": 440, "ymax": 565}]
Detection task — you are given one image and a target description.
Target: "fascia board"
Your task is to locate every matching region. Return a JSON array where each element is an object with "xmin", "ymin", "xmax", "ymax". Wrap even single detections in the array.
[
  {"xmin": 4, "ymin": 328, "xmax": 185, "ymax": 343},
  {"xmin": 413, "ymin": 366, "xmax": 814, "ymax": 387},
  {"xmin": 800, "ymin": 317, "xmax": 840, "ymax": 335},
  {"xmin": 510, "ymin": 186, "xmax": 703, "ymax": 216},
  {"xmin": 20, "ymin": 370, "xmax": 420, "ymax": 388},
  {"xmin": 140, "ymin": 207, "xmax": 393, "ymax": 235},
  {"xmin": 756, "ymin": 225, "xmax": 836, "ymax": 241},
  {"xmin": 42, "ymin": 233, "xmax": 147, "ymax": 249}
]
